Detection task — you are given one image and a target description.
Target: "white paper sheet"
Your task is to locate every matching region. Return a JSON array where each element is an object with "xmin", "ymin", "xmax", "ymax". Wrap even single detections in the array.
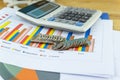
[
  {"xmin": 59, "ymin": 29, "xmax": 120, "ymax": 80},
  {"xmin": 60, "ymin": 74, "xmax": 112, "ymax": 80},
  {"xmin": 0, "ymin": 8, "xmax": 114, "ymax": 77},
  {"xmin": 113, "ymin": 31, "xmax": 120, "ymax": 80}
]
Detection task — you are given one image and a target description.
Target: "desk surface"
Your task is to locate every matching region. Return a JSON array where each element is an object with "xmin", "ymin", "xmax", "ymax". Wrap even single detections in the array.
[{"xmin": 0, "ymin": 0, "xmax": 120, "ymax": 30}]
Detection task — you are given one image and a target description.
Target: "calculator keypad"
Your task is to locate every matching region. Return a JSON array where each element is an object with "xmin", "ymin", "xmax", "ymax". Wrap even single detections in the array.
[{"xmin": 48, "ymin": 7, "xmax": 96, "ymax": 27}]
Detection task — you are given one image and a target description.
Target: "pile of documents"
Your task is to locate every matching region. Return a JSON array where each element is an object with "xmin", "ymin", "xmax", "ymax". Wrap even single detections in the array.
[{"xmin": 0, "ymin": 7, "xmax": 120, "ymax": 80}]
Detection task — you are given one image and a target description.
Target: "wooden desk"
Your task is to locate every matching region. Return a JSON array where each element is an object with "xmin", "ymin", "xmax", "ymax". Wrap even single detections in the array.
[{"xmin": 0, "ymin": 0, "xmax": 120, "ymax": 30}]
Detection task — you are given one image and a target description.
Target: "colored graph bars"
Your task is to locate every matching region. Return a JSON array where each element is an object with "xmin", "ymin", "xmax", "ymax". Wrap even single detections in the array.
[{"xmin": 0, "ymin": 14, "xmax": 94, "ymax": 52}]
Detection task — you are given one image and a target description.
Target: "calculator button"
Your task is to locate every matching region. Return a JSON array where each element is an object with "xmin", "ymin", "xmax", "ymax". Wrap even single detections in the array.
[
  {"xmin": 48, "ymin": 17, "xmax": 55, "ymax": 21},
  {"xmin": 79, "ymin": 13, "xmax": 85, "ymax": 16},
  {"xmin": 65, "ymin": 16, "xmax": 72, "ymax": 20},
  {"xmin": 75, "ymin": 15, "xmax": 82, "ymax": 18},
  {"xmin": 69, "ymin": 13, "xmax": 75, "ymax": 17},
  {"xmin": 75, "ymin": 21, "xmax": 83, "ymax": 26},
  {"xmin": 72, "ymin": 17, "xmax": 79, "ymax": 21},
  {"xmin": 63, "ymin": 13, "xmax": 69, "ymax": 16},
  {"xmin": 86, "ymin": 14, "xmax": 92, "ymax": 17},
  {"xmin": 74, "ymin": 12, "xmax": 79, "ymax": 15},
  {"xmin": 59, "ymin": 15, "xmax": 65, "ymax": 19},
  {"xmin": 79, "ymin": 19, "xmax": 86, "ymax": 23},
  {"xmin": 83, "ymin": 16, "xmax": 90, "ymax": 20}
]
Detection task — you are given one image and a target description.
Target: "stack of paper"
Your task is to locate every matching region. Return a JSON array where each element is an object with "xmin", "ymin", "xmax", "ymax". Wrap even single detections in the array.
[{"xmin": 0, "ymin": 7, "xmax": 118, "ymax": 80}]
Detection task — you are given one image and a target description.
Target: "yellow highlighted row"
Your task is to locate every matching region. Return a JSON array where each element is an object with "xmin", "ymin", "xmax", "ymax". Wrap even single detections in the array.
[
  {"xmin": 6, "ymin": 30, "xmax": 19, "ymax": 41},
  {"xmin": 0, "ymin": 21, "xmax": 11, "ymax": 29},
  {"xmin": 23, "ymin": 26, "xmax": 40, "ymax": 45},
  {"xmin": 49, "ymin": 29, "xmax": 55, "ymax": 36},
  {"xmin": 78, "ymin": 46, "xmax": 82, "ymax": 51}
]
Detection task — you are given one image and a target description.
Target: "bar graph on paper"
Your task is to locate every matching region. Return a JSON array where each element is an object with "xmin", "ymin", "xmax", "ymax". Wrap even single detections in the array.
[{"xmin": 0, "ymin": 12, "xmax": 94, "ymax": 52}]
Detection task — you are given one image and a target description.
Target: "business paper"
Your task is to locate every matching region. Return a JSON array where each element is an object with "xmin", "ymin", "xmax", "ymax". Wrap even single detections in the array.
[
  {"xmin": 60, "ymin": 74, "xmax": 113, "ymax": 80},
  {"xmin": 112, "ymin": 31, "xmax": 120, "ymax": 80},
  {"xmin": 0, "ymin": 8, "xmax": 114, "ymax": 77},
  {"xmin": 60, "ymin": 30, "xmax": 120, "ymax": 80},
  {"xmin": 1, "ymin": 31, "xmax": 119, "ymax": 80}
]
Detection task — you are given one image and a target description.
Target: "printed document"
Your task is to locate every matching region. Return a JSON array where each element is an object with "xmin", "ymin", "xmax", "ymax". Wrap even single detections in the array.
[{"xmin": 0, "ymin": 8, "xmax": 114, "ymax": 77}]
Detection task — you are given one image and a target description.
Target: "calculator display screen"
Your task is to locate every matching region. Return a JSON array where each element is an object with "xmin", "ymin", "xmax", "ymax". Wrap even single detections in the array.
[
  {"xmin": 19, "ymin": 0, "xmax": 60, "ymax": 19},
  {"xmin": 40, "ymin": 4, "xmax": 55, "ymax": 12}
]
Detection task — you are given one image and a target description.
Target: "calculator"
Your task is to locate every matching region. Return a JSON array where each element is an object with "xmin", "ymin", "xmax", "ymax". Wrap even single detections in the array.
[{"xmin": 16, "ymin": 0, "xmax": 102, "ymax": 32}]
